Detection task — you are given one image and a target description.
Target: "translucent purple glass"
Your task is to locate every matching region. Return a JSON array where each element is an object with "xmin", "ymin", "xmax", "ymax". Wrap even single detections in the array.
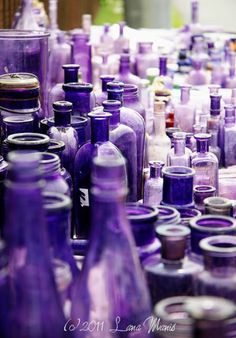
[
  {"xmin": 193, "ymin": 185, "xmax": 216, "ymax": 213},
  {"xmin": 144, "ymin": 161, "xmax": 164, "ymax": 207},
  {"xmin": 0, "ymin": 240, "xmax": 10, "ymax": 337},
  {"xmin": 73, "ymin": 109, "xmax": 122, "ymax": 239},
  {"xmin": 167, "ymin": 132, "xmax": 192, "ymax": 167},
  {"xmin": 116, "ymin": 54, "xmax": 141, "ymax": 87},
  {"xmin": 0, "ymin": 156, "xmax": 8, "ymax": 235},
  {"xmin": 156, "ymin": 205, "xmax": 181, "ymax": 226},
  {"xmin": 103, "ymin": 99, "xmax": 138, "ymax": 201},
  {"xmin": 174, "ymin": 85, "xmax": 195, "ymax": 133},
  {"xmin": 153, "ymin": 55, "xmax": 173, "ymax": 89},
  {"xmin": 114, "ymin": 21, "xmax": 129, "ymax": 54},
  {"xmin": 43, "ymin": 192, "xmax": 79, "ymax": 280},
  {"xmin": 195, "ymin": 235, "xmax": 236, "ymax": 303},
  {"xmin": 145, "ymin": 225, "xmax": 203, "ymax": 305},
  {"xmin": 223, "ymin": 52, "xmax": 236, "ymax": 88},
  {"xmin": 48, "ymin": 64, "xmax": 80, "ymax": 116},
  {"xmin": 72, "ymin": 31, "xmax": 92, "ymax": 83},
  {"xmin": 123, "ymin": 83, "xmax": 146, "ymax": 121},
  {"xmin": 185, "ymin": 296, "xmax": 235, "ymax": 338},
  {"xmin": 189, "ymin": 215, "xmax": 236, "ymax": 262},
  {"xmin": 2, "ymin": 115, "xmax": 34, "ymax": 139},
  {"xmin": 48, "ymin": 101, "xmax": 79, "ymax": 177},
  {"xmin": 3, "ymin": 151, "xmax": 66, "ymax": 338},
  {"xmin": 188, "ymin": 60, "xmax": 207, "ymax": 86},
  {"xmin": 107, "ymin": 81, "xmax": 145, "ymax": 200},
  {"xmin": 126, "ymin": 203, "xmax": 160, "ymax": 262},
  {"xmin": 100, "ymin": 23, "xmax": 114, "ymax": 53},
  {"xmin": 162, "ymin": 166, "xmax": 195, "ymax": 208},
  {"xmin": 192, "ymin": 133, "xmax": 219, "ymax": 193},
  {"xmin": 178, "ymin": 207, "xmax": 201, "ymax": 227},
  {"xmin": 71, "ymin": 151, "xmax": 152, "ymax": 337},
  {"xmin": 135, "ymin": 42, "xmax": 157, "ymax": 78},
  {"xmin": 204, "ymin": 196, "xmax": 233, "ymax": 216},
  {"xmin": 95, "ymin": 74, "xmax": 115, "ymax": 106},
  {"xmin": 224, "ymin": 104, "xmax": 236, "ymax": 167},
  {"xmin": 6, "ymin": 132, "xmax": 50, "ymax": 153}
]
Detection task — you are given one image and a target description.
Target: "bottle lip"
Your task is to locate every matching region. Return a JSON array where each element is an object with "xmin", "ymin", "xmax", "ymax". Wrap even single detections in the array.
[
  {"xmin": 7, "ymin": 133, "xmax": 50, "ymax": 146},
  {"xmin": 100, "ymin": 75, "xmax": 116, "ymax": 82},
  {"xmin": 193, "ymin": 185, "xmax": 216, "ymax": 194},
  {"xmin": 126, "ymin": 203, "xmax": 158, "ymax": 223},
  {"xmin": 40, "ymin": 153, "xmax": 60, "ymax": 173},
  {"xmin": 3, "ymin": 115, "xmax": 34, "ymax": 124},
  {"xmin": 173, "ymin": 132, "xmax": 187, "ymax": 140},
  {"xmin": 0, "ymin": 72, "xmax": 39, "ymax": 89},
  {"xmin": 123, "ymin": 83, "xmax": 138, "ymax": 94},
  {"xmin": 162, "ymin": 166, "xmax": 195, "ymax": 178},
  {"xmin": 200, "ymin": 235, "xmax": 236, "ymax": 257},
  {"xmin": 107, "ymin": 81, "xmax": 124, "ymax": 92},
  {"xmin": 194, "ymin": 133, "xmax": 211, "ymax": 140},
  {"xmin": 62, "ymin": 64, "xmax": 80, "ymax": 70},
  {"xmin": 0, "ymin": 29, "xmax": 50, "ymax": 39},
  {"xmin": 102, "ymin": 99, "xmax": 121, "ymax": 111},
  {"xmin": 149, "ymin": 160, "xmax": 165, "ymax": 169},
  {"xmin": 71, "ymin": 115, "xmax": 88, "ymax": 127},
  {"xmin": 156, "ymin": 224, "xmax": 190, "ymax": 238},
  {"xmin": 53, "ymin": 100, "xmax": 73, "ymax": 112},
  {"xmin": 189, "ymin": 215, "xmax": 236, "ymax": 233},
  {"xmin": 48, "ymin": 140, "xmax": 65, "ymax": 153},
  {"xmin": 204, "ymin": 196, "xmax": 233, "ymax": 209},
  {"xmin": 62, "ymin": 82, "xmax": 93, "ymax": 92},
  {"xmin": 156, "ymin": 205, "xmax": 180, "ymax": 220},
  {"xmin": 43, "ymin": 192, "xmax": 72, "ymax": 211},
  {"xmin": 88, "ymin": 110, "xmax": 111, "ymax": 119},
  {"xmin": 178, "ymin": 207, "xmax": 201, "ymax": 219}
]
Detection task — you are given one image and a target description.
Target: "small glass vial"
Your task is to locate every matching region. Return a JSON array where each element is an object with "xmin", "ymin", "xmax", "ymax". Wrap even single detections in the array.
[
  {"xmin": 167, "ymin": 132, "xmax": 192, "ymax": 167},
  {"xmin": 204, "ymin": 196, "xmax": 233, "ymax": 216},
  {"xmin": 193, "ymin": 185, "xmax": 216, "ymax": 213},
  {"xmin": 143, "ymin": 161, "xmax": 164, "ymax": 207}
]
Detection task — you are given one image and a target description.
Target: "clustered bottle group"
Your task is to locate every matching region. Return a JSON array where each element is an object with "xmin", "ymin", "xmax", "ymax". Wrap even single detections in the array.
[{"xmin": 0, "ymin": 0, "xmax": 236, "ymax": 337}]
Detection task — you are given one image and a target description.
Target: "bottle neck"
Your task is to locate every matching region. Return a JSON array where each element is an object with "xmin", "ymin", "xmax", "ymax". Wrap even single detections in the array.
[
  {"xmin": 91, "ymin": 118, "xmax": 109, "ymax": 143},
  {"xmin": 174, "ymin": 139, "xmax": 186, "ymax": 155},
  {"xmin": 64, "ymin": 69, "xmax": 79, "ymax": 84},
  {"xmin": 107, "ymin": 91, "xmax": 124, "ymax": 106},
  {"xmin": 65, "ymin": 91, "xmax": 91, "ymax": 116},
  {"xmin": 41, "ymin": 158, "xmax": 61, "ymax": 176},
  {"xmin": 107, "ymin": 109, "xmax": 120, "ymax": 127},
  {"xmin": 123, "ymin": 89, "xmax": 139, "ymax": 104},
  {"xmin": 101, "ymin": 78, "xmax": 111, "ymax": 92},
  {"xmin": 153, "ymin": 113, "xmax": 166, "ymax": 136},
  {"xmin": 49, "ymin": 0, "xmax": 58, "ymax": 30},
  {"xmin": 159, "ymin": 58, "xmax": 167, "ymax": 76},
  {"xmin": 150, "ymin": 166, "xmax": 162, "ymax": 179},
  {"xmin": 119, "ymin": 60, "xmax": 130, "ymax": 75},
  {"xmin": 191, "ymin": 1, "xmax": 199, "ymax": 24},
  {"xmin": 54, "ymin": 110, "xmax": 71, "ymax": 127},
  {"xmin": 196, "ymin": 139, "xmax": 209, "ymax": 153},
  {"xmin": 209, "ymin": 130, "xmax": 218, "ymax": 148}
]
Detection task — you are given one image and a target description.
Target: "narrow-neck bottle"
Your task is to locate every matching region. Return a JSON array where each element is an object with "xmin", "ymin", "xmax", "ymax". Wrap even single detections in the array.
[
  {"xmin": 167, "ymin": 132, "xmax": 192, "ymax": 167},
  {"xmin": 95, "ymin": 74, "xmax": 115, "ymax": 106},
  {"xmin": 224, "ymin": 104, "xmax": 236, "ymax": 166},
  {"xmin": 116, "ymin": 54, "xmax": 141, "ymax": 87},
  {"xmin": 123, "ymin": 83, "xmax": 146, "ymax": 120},
  {"xmin": 4, "ymin": 151, "xmax": 66, "ymax": 338},
  {"xmin": 192, "ymin": 133, "xmax": 219, "ymax": 192},
  {"xmin": 174, "ymin": 85, "xmax": 195, "ymax": 133},
  {"xmin": 100, "ymin": 23, "xmax": 114, "ymax": 53},
  {"xmin": 72, "ymin": 32, "xmax": 92, "ymax": 83},
  {"xmin": 114, "ymin": 21, "xmax": 129, "ymax": 54},
  {"xmin": 144, "ymin": 161, "xmax": 164, "ymax": 207},
  {"xmin": 13, "ymin": 0, "xmax": 40, "ymax": 30},
  {"xmin": 103, "ymin": 99, "xmax": 138, "ymax": 201},
  {"xmin": 156, "ymin": 55, "xmax": 173, "ymax": 89},
  {"xmin": 71, "ymin": 152, "xmax": 152, "ymax": 337}
]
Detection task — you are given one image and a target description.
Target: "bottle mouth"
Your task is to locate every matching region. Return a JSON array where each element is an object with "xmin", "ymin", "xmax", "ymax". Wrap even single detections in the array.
[
  {"xmin": 123, "ymin": 84, "xmax": 138, "ymax": 95},
  {"xmin": 189, "ymin": 215, "xmax": 236, "ymax": 232},
  {"xmin": 126, "ymin": 203, "xmax": 158, "ymax": 223},
  {"xmin": 157, "ymin": 224, "xmax": 190, "ymax": 238},
  {"xmin": 40, "ymin": 153, "xmax": 61, "ymax": 174},
  {"xmin": 204, "ymin": 197, "xmax": 233, "ymax": 209},
  {"xmin": 162, "ymin": 166, "xmax": 195, "ymax": 178},
  {"xmin": 7, "ymin": 133, "xmax": 50, "ymax": 147},
  {"xmin": 194, "ymin": 185, "xmax": 216, "ymax": 194},
  {"xmin": 43, "ymin": 192, "xmax": 71, "ymax": 211},
  {"xmin": 200, "ymin": 235, "xmax": 236, "ymax": 257},
  {"xmin": 156, "ymin": 205, "xmax": 180, "ymax": 221},
  {"xmin": 3, "ymin": 115, "xmax": 34, "ymax": 125},
  {"xmin": 47, "ymin": 140, "xmax": 65, "ymax": 153},
  {"xmin": 178, "ymin": 207, "xmax": 201, "ymax": 220},
  {"xmin": 63, "ymin": 82, "xmax": 93, "ymax": 92}
]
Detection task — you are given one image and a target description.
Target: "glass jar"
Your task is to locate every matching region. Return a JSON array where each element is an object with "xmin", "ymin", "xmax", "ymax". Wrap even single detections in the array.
[
  {"xmin": 193, "ymin": 185, "xmax": 216, "ymax": 213},
  {"xmin": 2, "ymin": 115, "xmax": 34, "ymax": 139}
]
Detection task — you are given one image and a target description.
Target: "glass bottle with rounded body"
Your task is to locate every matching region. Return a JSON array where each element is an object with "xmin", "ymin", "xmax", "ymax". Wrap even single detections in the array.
[
  {"xmin": 144, "ymin": 161, "xmax": 164, "ymax": 207},
  {"xmin": 107, "ymin": 81, "xmax": 145, "ymax": 200},
  {"xmin": 71, "ymin": 152, "xmax": 152, "ymax": 338},
  {"xmin": 174, "ymin": 85, "xmax": 195, "ymax": 133},
  {"xmin": 193, "ymin": 185, "xmax": 216, "ymax": 213},
  {"xmin": 148, "ymin": 101, "xmax": 171, "ymax": 164},
  {"xmin": 48, "ymin": 64, "xmax": 80, "ymax": 116},
  {"xmin": 73, "ymin": 109, "xmax": 122, "ymax": 240},
  {"xmin": 103, "ymin": 99, "xmax": 137, "ymax": 202},
  {"xmin": 95, "ymin": 74, "xmax": 115, "ymax": 106},
  {"xmin": 126, "ymin": 203, "xmax": 160, "ymax": 262},
  {"xmin": 3, "ymin": 151, "xmax": 66, "ymax": 338},
  {"xmin": 167, "ymin": 132, "xmax": 192, "ymax": 167},
  {"xmin": 195, "ymin": 235, "xmax": 236, "ymax": 303},
  {"xmin": 192, "ymin": 133, "xmax": 219, "ymax": 193},
  {"xmin": 123, "ymin": 83, "xmax": 146, "ymax": 121},
  {"xmin": 145, "ymin": 225, "xmax": 203, "ymax": 306},
  {"xmin": 224, "ymin": 104, "xmax": 236, "ymax": 167},
  {"xmin": 116, "ymin": 54, "xmax": 141, "ymax": 87},
  {"xmin": 48, "ymin": 101, "xmax": 79, "ymax": 177}
]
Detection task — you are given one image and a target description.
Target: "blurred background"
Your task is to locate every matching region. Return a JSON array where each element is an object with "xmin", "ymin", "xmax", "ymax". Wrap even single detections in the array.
[{"xmin": 1, "ymin": 0, "xmax": 236, "ymax": 31}]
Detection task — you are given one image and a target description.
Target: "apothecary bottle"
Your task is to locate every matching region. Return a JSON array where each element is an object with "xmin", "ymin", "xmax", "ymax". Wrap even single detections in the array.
[
  {"xmin": 153, "ymin": 55, "xmax": 173, "ymax": 89},
  {"xmin": 144, "ymin": 161, "xmax": 164, "ymax": 207},
  {"xmin": 193, "ymin": 185, "xmax": 216, "ymax": 213},
  {"xmin": 135, "ymin": 41, "xmax": 157, "ymax": 79},
  {"xmin": 167, "ymin": 132, "xmax": 192, "ymax": 167},
  {"xmin": 95, "ymin": 74, "xmax": 115, "ymax": 106},
  {"xmin": 3, "ymin": 151, "xmax": 66, "ymax": 338},
  {"xmin": 174, "ymin": 85, "xmax": 195, "ymax": 133},
  {"xmin": 6, "ymin": 132, "xmax": 50, "ymax": 154},
  {"xmin": 71, "ymin": 150, "xmax": 152, "ymax": 338},
  {"xmin": 114, "ymin": 21, "xmax": 129, "ymax": 54}
]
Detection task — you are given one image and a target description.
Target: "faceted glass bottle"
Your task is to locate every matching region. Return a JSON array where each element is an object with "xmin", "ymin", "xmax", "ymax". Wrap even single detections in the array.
[
  {"xmin": 145, "ymin": 225, "xmax": 203, "ymax": 305},
  {"xmin": 71, "ymin": 152, "xmax": 152, "ymax": 338},
  {"xmin": 73, "ymin": 109, "xmax": 122, "ymax": 239},
  {"xmin": 143, "ymin": 161, "xmax": 164, "ymax": 207},
  {"xmin": 148, "ymin": 101, "xmax": 171, "ymax": 164},
  {"xmin": 167, "ymin": 132, "xmax": 192, "ymax": 167},
  {"xmin": 116, "ymin": 54, "xmax": 141, "ymax": 87},
  {"xmin": 224, "ymin": 104, "xmax": 236, "ymax": 167},
  {"xmin": 191, "ymin": 133, "xmax": 219, "ymax": 193},
  {"xmin": 123, "ymin": 83, "xmax": 146, "ymax": 121},
  {"xmin": 107, "ymin": 81, "xmax": 145, "ymax": 200},
  {"xmin": 174, "ymin": 85, "xmax": 195, "ymax": 133},
  {"xmin": 103, "ymin": 100, "xmax": 138, "ymax": 202},
  {"xmin": 3, "ymin": 151, "xmax": 66, "ymax": 338},
  {"xmin": 48, "ymin": 101, "xmax": 79, "ymax": 177}
]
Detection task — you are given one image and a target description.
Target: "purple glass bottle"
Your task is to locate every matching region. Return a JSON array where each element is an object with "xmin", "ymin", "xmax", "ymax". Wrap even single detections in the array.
[
  {"xmin": 48, "ymin": 64, "xmax": 80, "ymax": 116},
  {"xmin": 71, "ymin": 151, "xmax": 152, "ymax": 338},
  {"xmin": 43, "ymin": 192, "xmax": 79, "ymax": 279},
  {"xmin": 73, "ymin": 109, "xmax": 122, "ymax": 239},
  {"xmin": 126, "ymin": 203, "xmax": 160, "ymax": 262},
  {"xmin": 0, "ymin": 240, "xmax": 10, "ymax": 337},
  {"xmin": 144, "ymin": 161, "xmax": 164, "ymax": 207},
  {"xmin": 72, "ymin": 31, "xmax": 92, "ymax": 83},
  {"xmin": 48, "ymin": 101, "xmax": 79, "ymax": 177},
  {"xmin": 107, "ymin": 81, "xmax": 145, "ymax": 200},
  {"xmin": 224, "ymin": 104, "xmax": 236, "ymax": 167},
  {"xmin": 223, "ymin": 52, "xmax": 236, "ymax": 88},
  {"xmin": 114, "ymin": 21, "xmax": 129, "ymax": 54},
  {"xmin": 188, "ymin": 60, "xmax": 207, "ymax": 85},
  {"xmin": 103, "ymin": 99, "xmax": 138, "ymax": 201},
  {"xmin": 135, "ymin": 42, "xmax": 157, "ymax": 79},
  {"xmin": 2, "ymin": 115, "xmax": 34, "ymax": 139},
  {"xmin": 189, "ymin": 214, "xmax": 236, "ymax": 262},
  {"xmin": 155, "ymin": 55, "xmax": 173, "ymax": 90},
  {"xmin": 0, "ymin": 156, "xmax": 8, "ymax": 235},
  {"xmin": 193, "ymin": 185, "xmax": 216, "ymax": 213},
  {"xmin": 195, "ymin": 235, "xmax": 236, "ymax": 303},
  {"xmin": 167, "ymin": 132, "xmax": 192, "ymax": 167},
  {"xmin": 116, "ymin": 54, "xmax": 141, "ymax": 87},
  {"xmin": 145, "ymin": 224, "xmax": 203, "ymax": 305},
  {"xmin": 95, "ymin": 74, "xmax": 115, "ymax": 106},
  {"xmin": 174, "ymin": 85, "xmax": 195, "ymax": 133},
  {"xmin": 123, "ymin": 83, "xmax": 146, "ymax": 121},
  {"xmin": 3, "ymin": 151, "xmax": 66, "ymax": 338}
]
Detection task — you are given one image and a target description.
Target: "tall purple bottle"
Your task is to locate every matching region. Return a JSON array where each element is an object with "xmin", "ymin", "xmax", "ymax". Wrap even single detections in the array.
[
  {"xmin": 71, "ymin": 151, "xmax": 152, "ymax": 338},
  {"xmin": 72, "ymin": 31, "xmax": 92, "ymax": 83},
  {"xmin": 3, "ymin": 151, "xmax": 67, "ymax": 338},
  {"xmin": 102, "ymin": 99, "xmax": 137, "ymax": 201},
  {"xmin": 107, "ymin": 81, "xmax": 145, "ymax": 200},
  {"xmin": 95, "ymin": 74, "xmax": 115, "ymax": 106},
  {"xmin": 48, "ymin": 101, "xmax": 79, "ymax": 177},
  {"xmin": 116, "ymin": 54, "xmax": 141, "ymax": 87},
  {"xmin": 73, "ymin": 109, "xmax": 122, "ymax": 239}
]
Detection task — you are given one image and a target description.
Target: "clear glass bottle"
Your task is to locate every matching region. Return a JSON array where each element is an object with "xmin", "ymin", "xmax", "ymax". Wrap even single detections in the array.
[
  {"xmin": 144, "ymin": 161, "xmax": 164, "ymax": 207},
  {"xmin": 13, "ymin": 0, "xmax": 40, "ymax": 30},
  {"xmin": 167, "ymin": 132, "xmax": 192, "ymax": 167},
  {"xmin": 224, "ymin": 104, "xmax": 236, "ymax": 167},
  {"xmin": 145, "ymin": 225, "xmax": 203, "ymax": 305},
  {"xmin": 193, "ymin": 185, "xmax": 216, "ymax": 213},
  {"xmin": 103, "ymin": 99, "xmax": 137, "ymax": 202},
  {"xmin": 148, "ymin": 101, "xmax": 171, "ymax": 164},
  {"xmin": 195, "ymin": 235, "xmax": 236, "ymax": 303},
  {"xmin": 3, "ymin": 151, "xmax": 66, "ymax": 338},
  {"xmin": 174, "ymin": 85, "xmax": 195, "ymax": 133},
  {"xmin": 100, "ymin": 23, "xmax": 114, "ymax": 53},
  {"xmin": 192, "ymin": 133, "xmax": 219, "ymax": 193},
  {"xmin": 71, "ymin": 151, "xmax": 152, "ymax": 338},
  {"xmin": 114, "ymin": 22, "xmax": 129, "ymax": 54},
  {"xmin": 48, "ymin": 101, "xmax": 79, "ymax": 177}
]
